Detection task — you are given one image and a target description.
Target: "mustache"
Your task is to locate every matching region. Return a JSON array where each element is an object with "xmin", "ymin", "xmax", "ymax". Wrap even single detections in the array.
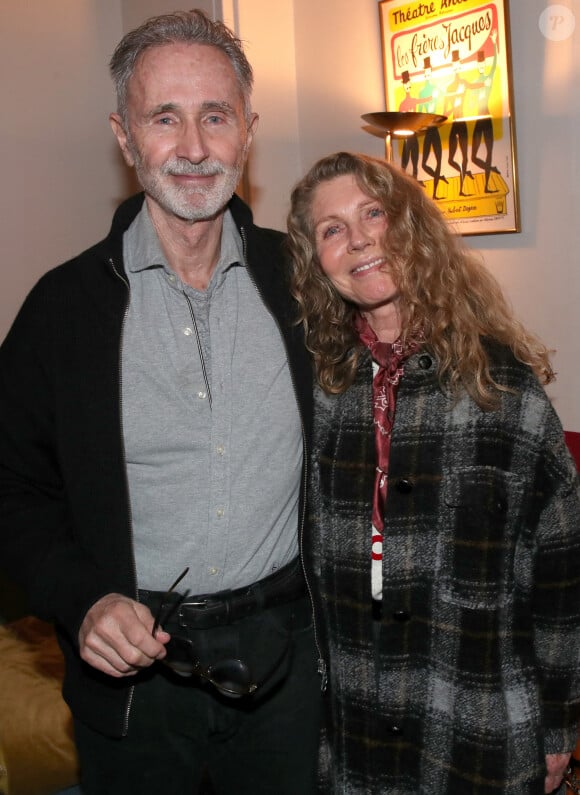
[{"xmin": 161, "ymin": 159, "xmax": 228, "ymax": 177}]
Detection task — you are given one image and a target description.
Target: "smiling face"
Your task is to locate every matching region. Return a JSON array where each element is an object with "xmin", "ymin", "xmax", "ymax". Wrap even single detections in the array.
[
  {"xmin": 110, "ymin": 42, "xmax": 258, "ymax": 223},
  {"xmin": 311, "ymin": 173, "xmax": 401, "ymax": 337}
]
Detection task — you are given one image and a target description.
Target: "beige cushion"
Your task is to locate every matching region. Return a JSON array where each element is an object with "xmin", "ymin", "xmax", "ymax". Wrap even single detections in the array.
[{"xmin": 0, "ymin": 617, "xmax": 78, "ymax": 795}]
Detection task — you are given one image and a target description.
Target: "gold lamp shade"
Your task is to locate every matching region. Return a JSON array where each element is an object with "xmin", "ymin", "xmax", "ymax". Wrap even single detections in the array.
[{"xmin": 361, "ymin": 111, "xmax": 447, "ymax": 161}]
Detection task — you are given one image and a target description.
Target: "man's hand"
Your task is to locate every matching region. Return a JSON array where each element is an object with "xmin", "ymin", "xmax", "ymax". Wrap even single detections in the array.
[
  {"xmin": 78, "ymin": 593, "xmax": 170, "ymax": 677},
  {"xmin": 545, "ymin": 751, "xmax": 571, "ymax": 793}
]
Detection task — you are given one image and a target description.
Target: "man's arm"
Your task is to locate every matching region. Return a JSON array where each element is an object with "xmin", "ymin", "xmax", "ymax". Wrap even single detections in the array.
[{"xmin": 0, "ymin": 276, "xmax": 131, "ymax": 642}]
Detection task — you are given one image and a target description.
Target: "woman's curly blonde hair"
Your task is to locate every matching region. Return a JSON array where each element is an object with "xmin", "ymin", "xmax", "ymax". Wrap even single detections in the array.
[{"xmin": 287, "ymin": 151, "xmax": 554, "ymax": 408}]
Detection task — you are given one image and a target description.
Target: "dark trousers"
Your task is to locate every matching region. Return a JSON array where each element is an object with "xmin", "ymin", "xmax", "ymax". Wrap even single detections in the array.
[{"xmin": 74, "ymin": 596, "xmax": 321, "ymax": 795}]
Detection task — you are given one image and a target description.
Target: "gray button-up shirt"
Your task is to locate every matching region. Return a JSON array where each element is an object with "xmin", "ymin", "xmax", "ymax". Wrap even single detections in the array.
[{"xmin": 121, "ymin": 206, "xmax": 302, "ymax": 594}]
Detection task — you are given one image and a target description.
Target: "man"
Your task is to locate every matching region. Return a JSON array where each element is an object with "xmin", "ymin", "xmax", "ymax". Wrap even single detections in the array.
[{"xmin": 0, "ymin": 10, "xmax": 321, "ymax": 794}]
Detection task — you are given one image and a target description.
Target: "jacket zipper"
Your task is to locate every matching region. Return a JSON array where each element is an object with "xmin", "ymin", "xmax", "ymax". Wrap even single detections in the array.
[
  {"xmin": 239, "ymin": 227, "xmax": 327, "ymax": 692},
  {"xmin": 109, "ymin": 256, "xmax": 140, "ymax": 735}
]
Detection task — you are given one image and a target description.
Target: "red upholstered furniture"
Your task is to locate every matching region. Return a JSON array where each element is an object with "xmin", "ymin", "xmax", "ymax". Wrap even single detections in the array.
[{"xmin": 565, "ymin": 431, "xmax": 580, "ymax": 471}]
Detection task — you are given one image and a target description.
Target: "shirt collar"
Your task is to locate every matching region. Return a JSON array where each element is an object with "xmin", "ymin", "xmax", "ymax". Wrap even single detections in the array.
[{"xmin": 125, "ymin": 203, "xmax": 245, "ymax": 286}]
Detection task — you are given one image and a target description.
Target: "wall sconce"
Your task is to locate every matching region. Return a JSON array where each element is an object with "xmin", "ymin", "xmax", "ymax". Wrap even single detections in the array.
[{"xmin": 361, "ymin": 111, "xmax": 447, "ymax": 162}]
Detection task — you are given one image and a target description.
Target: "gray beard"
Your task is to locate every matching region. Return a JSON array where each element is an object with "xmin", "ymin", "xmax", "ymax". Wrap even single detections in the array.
[{"xmin": 129, "ymin": 148, "xmax": 246, "ymax": 222}]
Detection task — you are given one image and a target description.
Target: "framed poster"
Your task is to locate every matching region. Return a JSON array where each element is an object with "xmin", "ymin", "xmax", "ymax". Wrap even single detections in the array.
[{"xmin": 379, "ymin": 0, "xmax": 520, "ymax": 234}]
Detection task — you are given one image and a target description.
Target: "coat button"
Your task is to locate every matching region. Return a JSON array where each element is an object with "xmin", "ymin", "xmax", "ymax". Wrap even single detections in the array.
[
  {"xmin": 396, "ymin": 478, "xmax": 413, "ymax": 494},
  {"xmin": 388, "ymin": 725, "xmax": 403, "ymax": 736},
  {"xmin": 392, "ymin": 610, "xmax": 411, "ymax": 622},
  {"xmin": 418, "ymin": 354, "xmax": 432, "ymax": 370}
]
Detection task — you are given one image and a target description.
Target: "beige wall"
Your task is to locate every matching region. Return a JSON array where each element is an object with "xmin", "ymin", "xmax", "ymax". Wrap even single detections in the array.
[
  {"xmin": 222, "ymin": 0, "xmax": 303, "ymax": 228},
  {"xmin": 223, "ymin": 0, "xmax": 385, "ymax": 229},
  {"xmin": 0, "ymin": 0, "xmax": 125, "ymax": 342},
  {"xmin": 1, "ymin": 0, "xmax": 579, "ymax": 430},
  {"xmin": 472, "ymin": 0, "xmax": 580, "ymax": 432},
  {"xmin": 121, "ymin": 0, "xmax": 222, "ymax": 31}
]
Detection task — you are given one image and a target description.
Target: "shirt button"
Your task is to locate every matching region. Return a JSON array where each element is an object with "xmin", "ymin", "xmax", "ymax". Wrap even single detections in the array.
[
  {"xmin": 167, "ymin": 273, "xmax": 176, "ymax": 283},
  {"xmin": 216, "ymin": 508, "xmax": 224, "ymax": 518},
  {"xmin": 197, "ymin": 391, "xmax": 207, "ymax": 400},
  {"xmin": 209, "ymin": 567, "xmax": 218, "ymax": 576},
  {"xmin": 216, "ymin": 445, "xmax": 225, "ymax": 455},
  {"xmin": 183, "ymin": 327, "xmax": 193, "ymax": 336}
]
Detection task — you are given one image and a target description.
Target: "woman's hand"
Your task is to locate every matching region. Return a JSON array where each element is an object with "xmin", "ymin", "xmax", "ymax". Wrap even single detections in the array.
[{"xmin": 545, "ymin": 752, "xmax": 571, "ymax": 793}]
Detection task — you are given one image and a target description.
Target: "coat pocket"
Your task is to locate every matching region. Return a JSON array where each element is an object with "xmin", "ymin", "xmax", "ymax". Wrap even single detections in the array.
[{"xmin": 440, "ymin": 466, "xmax": 524, "ymax": 608}]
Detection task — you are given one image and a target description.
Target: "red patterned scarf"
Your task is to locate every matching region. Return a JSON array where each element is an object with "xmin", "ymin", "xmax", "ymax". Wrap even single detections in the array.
[{"xmin": 354, "ymin": 313, "xmax": 417, "ymax": 533}]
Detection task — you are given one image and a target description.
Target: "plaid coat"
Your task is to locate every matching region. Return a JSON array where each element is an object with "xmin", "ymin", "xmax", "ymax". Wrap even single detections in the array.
[{"xmin": 306, "ymin": 341, "xmax": 580, "ymax": 794}]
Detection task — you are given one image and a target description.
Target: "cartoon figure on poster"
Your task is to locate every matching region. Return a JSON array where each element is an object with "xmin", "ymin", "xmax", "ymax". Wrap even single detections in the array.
[
  {"xmin": 471, "ymin": 29, "xmax": 501, "ymax": 192},
  {"xmin": 418, "ymin": 57, "xmax": 447, "ymax": 200},
  {"xmin": 398, "ymin": 71, "xmax": 423, "ymax": 180},
  {"xmin": 444, "ymin": 50, "xmax": 483, "ymax": 196}
]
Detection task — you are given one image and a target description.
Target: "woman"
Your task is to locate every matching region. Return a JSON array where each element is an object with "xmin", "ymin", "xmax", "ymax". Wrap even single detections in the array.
[{"xmin": 287, "ymin": 152, "xmax": 580, "ymax": 794}]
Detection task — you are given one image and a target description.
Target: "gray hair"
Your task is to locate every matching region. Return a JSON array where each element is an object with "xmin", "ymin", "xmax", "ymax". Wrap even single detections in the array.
[{"xmin": 109, "ymin": 9, "xmax": 254, "ymax": 123}]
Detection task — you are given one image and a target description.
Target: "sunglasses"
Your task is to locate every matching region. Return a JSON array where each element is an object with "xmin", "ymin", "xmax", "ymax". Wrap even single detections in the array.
[
  {"xmin": 151, "ymin": 568, "xmax": 289, "ymax": 699},
  {"xmin": 160, "ymin": 635, "xmax": 258, "ymax": 698}
]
